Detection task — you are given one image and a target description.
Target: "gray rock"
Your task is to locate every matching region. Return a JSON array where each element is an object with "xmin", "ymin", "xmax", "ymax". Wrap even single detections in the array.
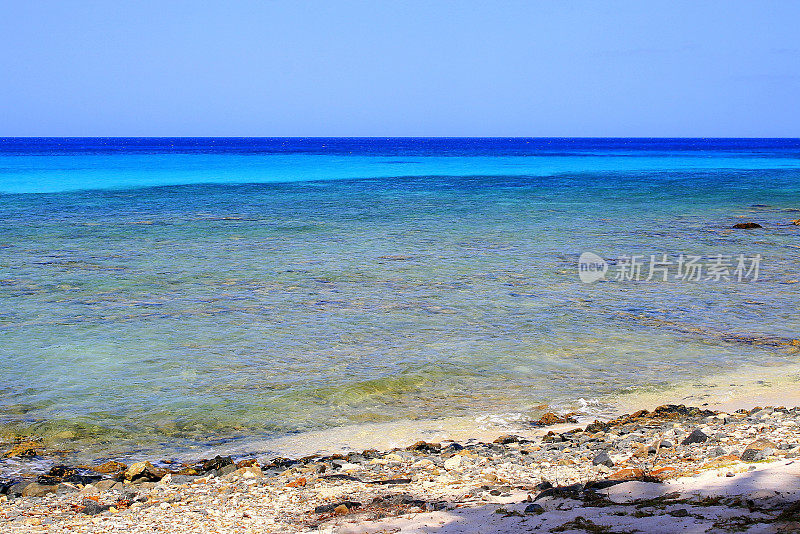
[
  {"xmin": 524, "ymin": 503, "xmax": 545, "ymax": 514},
  {"xmin": 592, "ymin": 451, "xmax": 614, "ymax": 467},
  {"xmin": 709, "ymin": 446, "xmax": 727, "ymax": 457},
  {"xmin": 170, "ymin": 474, "xmax": 198, "ymax": 485},
  {"xmin": 94, "ymin": 479, "xmax": 119, "ymax": 492},
  {"xmin": 8, "ymin": 481, "xmax": 32, "ymax": 496},
  {"xmin": 681, "ymin": 429, "xmax": 708, "ymax": 445},
  {"xmin": 81, "ymin": 499, "xmax": 111, "ymax": 515},
  {"xmin": 740, "ymin": 448, "xmax": 761, "ymax": 462},
  {"xmin": 214, "ymin": 464, "xmax": 236, "ymax": 477},
  {"xmin": 56, "ymin": 483, "xmax": 79, "ymax": 494}
]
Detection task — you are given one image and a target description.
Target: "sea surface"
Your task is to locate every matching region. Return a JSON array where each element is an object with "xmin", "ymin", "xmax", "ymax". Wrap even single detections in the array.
[{"xmin": 1, "ymin": 138, "xmax": 799, "ymax": 464}]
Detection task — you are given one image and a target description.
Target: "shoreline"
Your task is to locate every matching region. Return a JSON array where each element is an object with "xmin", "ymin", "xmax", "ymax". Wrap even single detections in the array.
[
  {"xmin": 3, "ymin": 357, "xmax": 800, "ymax": 475},
  {"xmin": 2, "ymin": 403, "xmax": 800, "ymax": 533}
]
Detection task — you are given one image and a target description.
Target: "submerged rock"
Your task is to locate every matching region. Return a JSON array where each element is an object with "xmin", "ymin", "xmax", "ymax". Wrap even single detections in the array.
[
  {"xmin": 732, "ymin": 222, "xmax": 763, "ymax": 229},
  {"xmin": 2, "ymin": 441, "xmax": 41, "ymax": 458}
]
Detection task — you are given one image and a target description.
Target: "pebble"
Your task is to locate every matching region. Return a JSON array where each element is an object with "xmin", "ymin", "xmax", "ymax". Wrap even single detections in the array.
[{"xmin": 2, "ymin": 403, "xmax": 799, "ymax": 533}]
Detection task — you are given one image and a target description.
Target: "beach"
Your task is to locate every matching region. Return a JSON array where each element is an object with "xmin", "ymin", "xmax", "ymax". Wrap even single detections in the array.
[
  {"xmin": 1, "ymin": 138, "xmax": 800, "ymax": 531},
  {"xmin": 2, "ymin": 403, "xmax": 800, "ymax": 533}
]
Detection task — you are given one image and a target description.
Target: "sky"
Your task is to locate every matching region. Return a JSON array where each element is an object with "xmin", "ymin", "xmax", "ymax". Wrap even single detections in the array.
[{"xmin": 1, "ymin": 1, "xmax": 798, "ymax": 137}]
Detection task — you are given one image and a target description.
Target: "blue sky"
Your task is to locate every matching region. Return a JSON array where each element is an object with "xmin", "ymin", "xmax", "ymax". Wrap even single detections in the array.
[{"xmin": 1, "ymin": 1, "xmax": 798, "ymax": 136}]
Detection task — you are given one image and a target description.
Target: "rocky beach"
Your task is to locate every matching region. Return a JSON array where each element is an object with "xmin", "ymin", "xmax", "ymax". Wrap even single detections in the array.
[{"xmin": 2, "ymin": 404, "xmax": 800, "ymax": 533}]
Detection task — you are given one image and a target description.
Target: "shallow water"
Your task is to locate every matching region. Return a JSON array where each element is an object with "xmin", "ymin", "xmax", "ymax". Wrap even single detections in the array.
[{"xmin": 0, "ymin": 138, "xmax": 799, "ymax": 463}]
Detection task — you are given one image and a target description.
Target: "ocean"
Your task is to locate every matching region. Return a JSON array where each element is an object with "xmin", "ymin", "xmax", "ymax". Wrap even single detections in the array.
[{"xmin": 1, "ymin": 138, "xmax": 799, "ymax": 464}]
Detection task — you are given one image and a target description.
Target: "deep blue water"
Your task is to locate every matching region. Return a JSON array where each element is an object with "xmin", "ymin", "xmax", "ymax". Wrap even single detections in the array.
[{"xmin": 0, "ymin": 138, "xmax": 799, "ymax": 462}]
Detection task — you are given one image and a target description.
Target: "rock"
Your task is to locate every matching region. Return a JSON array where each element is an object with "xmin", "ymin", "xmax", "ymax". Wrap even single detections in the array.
[
  {"xmin": 2, "ymin": 442, "xmax": 41, "ymax": 458},
  {"xmin": 124, "ymin": 461, "xmax": 165, "ymax": 482},
  {"xmin": 234, "ymin": 466, "xmax": 263, "ymax": 479},
  {"xmin": 169, "ymin": 474, "xmax": 198, "ymax": 485},
  {"xmin": 710, "ymin": 446, "xmax": 727, "ymax": 457},
  {"xmin": 286, "ymin": 476, "xmax": 306, "ymax": 487},
  {"xmin": 535, "ymin": 412, "xmax": 577, "ymax": 426},
  {"xmin": 314, "ymin": 501, "xmax": 361, "ymax": 514},
  {"xmin": 585, "ymin": 479, "xmax": 627, "ymax": 490},
  {"xmin": 200, "ymin": 455, "xmax": 234, "ymax": 472},
  {"xmin": 214, "ymin": 464, "xmax": 236, "ymax": 477},
  {"xmin": 444, "ymin": 455, "xmax": 462, "ymax": 470},
  {"xmin": 412, "ymin": 459, "xmax": 435, "ymax": 469},
  {"xmin": 524, "ymin": 503, "xmax": 545, "ymax": 514},
  {"xmin": 91, "ymin": 461, "xmax": 128, "ymax": 476},
  {"xmin": 669, "ymin": 508, "xmax": 690, "ymax": 517},
  {"xmin": 592, "ymin": 451, "xmax": 614, "ymax": 467},
  {"xmin": 534, "ymin": 483, "xmax": 583, "ymax": 500},
  {"xmin": 791, "ymin": 219, "xmax": 800, "ymax": 226},
  {"xmin": 22, "ymin": 482, "xmax": 58, "ymax": 497},
  {"xmin": 745, "ymin": 438, "xmax": 778, "ymax": 451},
  {"xmin": 372, "ymin": 478, "xmax": 412, "ymax": 485},
  {"xmin": 8, "ymin": 481, "xmax": 32, "ymax": 496},
  {"xmin": 174, "ymin": 466, "xmax": 200, "ymax": 476},
  {"xmin": 732, "ymin": 222, "xmax": 762, "ymax": 229},
  {"xmin": 608, "ymin": 468, "xmax": 645, "ymax": 481},
  {"xmin": 93, "ymin": 479, "xmax": 119, "ymax": 492},
  {"xmin": 406, "ymin": 441, "xmax": 440, "ymax": 452},
  {"xmin": 681, "ymin": 429, "xmax": 708, "ymax": 445},
  {"xmin": 80, "ymin": 499, "xmax": 111, "ymax": 515},
  {"xmin": 56, "ymin": 483, "xmax": 79, "ymax": 494},
  {"xmin": 47, "ymin": 465, "xmax": 80, "ymax": 479},
  {"xmin": 493, "ymin": 435, "xmax": 520, "ymax": 445}
]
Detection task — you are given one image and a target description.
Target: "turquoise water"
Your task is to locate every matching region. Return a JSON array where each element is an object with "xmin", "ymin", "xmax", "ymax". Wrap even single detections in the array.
[{"xmin": 1, "ymin": 138, "xmax": 799, "ymax": 461}]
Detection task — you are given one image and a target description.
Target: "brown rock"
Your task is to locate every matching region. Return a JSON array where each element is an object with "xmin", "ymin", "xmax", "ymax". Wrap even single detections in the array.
[
  {"xmin": 333, "ymin": 504, "xmax": 350, "ymax": 515},
  {"xmin": 701, "ymin": 455, "xmax": 741, "ymax": 469},
  {"xmin": 493, "ymin": 435, "xmax": 520, "ymax": 445},
  {"xmin": 535, "ymin": 412, "xmax": 578, "ymax": 426},
  {"xmin": 3, "ymin": 441, "xmax": 41, "ymax": 458},
  {"xmin": 22, "ymin": 482, "xmax": 58, "ymax": 497},
  {"xmin": 732, "ymin": 222, "xmax": 762, "ymax": 229},
  {"xmin": 650, "ymin": 466, "xmax": 679, "ymax": 480},
  {"xmin": 745, "ymin": 439, "xmax": 778, "ymax": 451},
  {"xmin": 123, "ymin": 461, "xmax": 166, "ymax": 482},
  {"xmin": 174, "ymin": 466, "xmax": 200, "ymax": 476},
  {"xmin": 406, "ymin": 441, "xmax": 440, "ymax": 452},
  {"xmin": 286, "ymin": 476, "xmax": 307, "ymax": 487},
  {"xmin": 91, "ymin": 461, "xmax": 128, "ymax": 475}
]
